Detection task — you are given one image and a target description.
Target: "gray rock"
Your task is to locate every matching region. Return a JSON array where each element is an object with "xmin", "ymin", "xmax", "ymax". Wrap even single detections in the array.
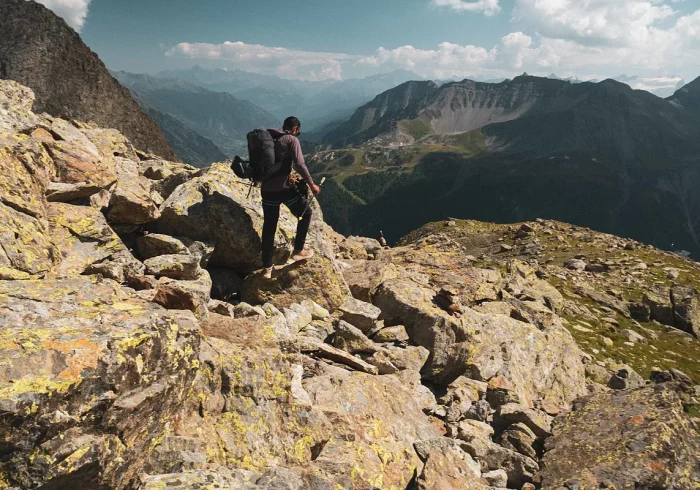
[
  {"xmin": 564, "ymin": 259, "xmax": 586, "ymax": 271},
  {"xmin": 643, "ymin": 284, "xmax": 674, "ymax": 326},
  {"xmin": 372, "ymin": 325, "xmax": 409, "ymax": 343},
  {"xmin": 456, "ymin": 419, "xmax": 494, "ymax": 442},
  {"xmin": 234, "ymin": 302, "xmax": 266, "ymax": 318},
  {"xmin": 498, "ymin": 423, "xmax": 538, "ymax": 460},
  {"xmin": 497, "ymin": 403, "xmax": 553, "ymax": 438},
  {"xmin": 620, "ymin": 329, "xmax": 646, "ymax": 344},
  {"xmin": 301, "ymin": 299, "xmax": 330, "ymax": 321},
  {"xmin": 671, "ymin": 285, "xmax": 700, "ymax": 337},
  {"xmin": 137, "ymin": 233, "xmax": 189, "ymax": 259},
  {"xmin": 144, "ymin": 254, "xmax": 201, "ymax": 280},
  {"xmin": 460, "ymin": 437, "xmax": 539, "ymax": 488},
  {"xmin": 332, "ymin": 320, "xmax": 378, "ymax": 354},
  {"xmin": 608, "ymin": 367, "xmax": 645, "ymax": 390},
  {"xmin": 482, "ymin": 469, "xmax": 508, "ymax": 488},
  {"xmin": 338, "ymin": 297, "xmax": 381, "ymax": 333},
  {"xmin": 540, "ymin": 384, "xmax": 700, "ymax": 489}
]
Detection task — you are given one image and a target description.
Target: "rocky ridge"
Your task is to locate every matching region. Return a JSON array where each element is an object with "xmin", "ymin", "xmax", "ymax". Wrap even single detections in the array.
[
  {"xmin": 0, "ymin": 80, "xmax": 698, "ymax": 489},
  {"xmin": 0, "ymin": 0, "xmax": 178, "ymax": 161}
]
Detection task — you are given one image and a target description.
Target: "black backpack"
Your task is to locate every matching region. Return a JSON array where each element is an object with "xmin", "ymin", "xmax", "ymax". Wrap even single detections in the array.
[{"xmin": 231, "ymin": 129, "xmax": 283, "ymax": 183}]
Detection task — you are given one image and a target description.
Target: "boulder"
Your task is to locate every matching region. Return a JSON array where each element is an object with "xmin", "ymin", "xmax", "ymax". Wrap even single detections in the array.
[
  {"xmin": 372, "ymin": 324, "xmax": 409, "ymax": 343},
  {"xmin": 303, "ymin": 368, "xmax": 442, "ymax": 488},
  {"xmin": 45, "ymin": 181, "xmax": 106, "ymax": 202},
  {"xmin": 498, "ymin": 423, "xmax": 538, "ymax": 461},
  {"xmin": 460, "ymin": 437, "xmax": 539, "ymax": 488},
  {"xmin": 0, "ymin": 277, "xmax": 200, "ymax": 489},
  {"xmin": 455, "ymin": 420, "xmax": 494, "ymax": 442},
  {"xmin": 0, "ymin": 130, "xmax": 57, "ymax": 276},
  {"xmin": 496, "ymin": 403, "xmax": 553, "ymax": 438},
  {"xmin": 540, "ymin": 384, "xmax": 700, "ymax": 489},
  {"xmin": 643, "ymin": 284, "xmax": 674, "ymax": 326},
  {"xmin": 332, "ymin": 320, "xmax": 378, "ymax": 354},
  {"xmin": 152, "ymin": 272, "xmax": 212, "ymax": 318},
  {"xmin": 338, "ymin": 296, "xmax": 382, "ymax": 332},
  {"xmin": 144, "ymin": 254, "xmax": 201, "ymax": 280},
  {"xmin": 40, "ymin": 118, "xmax": 117, "ymax": 188},
  {"xmin": 374, "ymin": 279, "xmax": 588, "ymax": 411},
  {"xmin": 50, "ymin": 203, "xmax": 144, "ymax": 281},
  {"xmin": 151, "ymin": 163, "xmax": 337, "ymax": 272},
  {"xmin": 670, "ymin": 285, "xmax": 700, "ymax": 337},
  {"xmin": 414, "ymin": 441, "xmax": 486, "ymax": 490},
  {"xmin": 107, "ymin": 176, "xmax": 162, "ymax": 225},
  {"xmin": 136, "ymin": 233, "xmax": 190, "ymax": 258},
  {"xmin": 241, "ymin": 257, "xmax": 350, "ymax": 311},
  {"xmin": 608, "ymin": 366, "xmax": 645, "ymax": 390}
]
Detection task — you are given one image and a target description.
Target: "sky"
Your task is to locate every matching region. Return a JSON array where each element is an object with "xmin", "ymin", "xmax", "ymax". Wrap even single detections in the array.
[{"xmin": 36, "ymin": 0, "xmax": 700, "ymax": 90}]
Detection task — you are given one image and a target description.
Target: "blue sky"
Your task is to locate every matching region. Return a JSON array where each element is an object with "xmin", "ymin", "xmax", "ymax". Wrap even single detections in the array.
[{"xmin": 37, "ymin": 0, "xmax": 700, "ymax": 89}]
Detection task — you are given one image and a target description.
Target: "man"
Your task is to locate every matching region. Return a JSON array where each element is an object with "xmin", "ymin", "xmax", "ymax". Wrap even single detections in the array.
[{"xmin": 261, "ymin": 116, "xmax": 320, "ymax": 279}]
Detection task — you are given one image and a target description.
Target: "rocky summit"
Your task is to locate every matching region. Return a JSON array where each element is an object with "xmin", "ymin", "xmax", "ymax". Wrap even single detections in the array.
[{"xmin": 0, "ymin": 79, "xmax": 699, "ymax": 490}]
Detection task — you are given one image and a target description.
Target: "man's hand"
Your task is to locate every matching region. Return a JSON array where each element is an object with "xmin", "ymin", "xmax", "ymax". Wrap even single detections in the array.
[{"xmin": 311, "ymin": 183, "xmax": 321, "ymax": 195}]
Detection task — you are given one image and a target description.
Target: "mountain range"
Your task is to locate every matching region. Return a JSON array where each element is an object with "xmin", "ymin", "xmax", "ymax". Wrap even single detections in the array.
[
  {"xmin": 312, "ymin": 75, "xmax": 700, "ymax": 259},
  {"xmin": 155, "ymin": 66, "xmax": 421, "ymax": 131},
  {"xmin": 112, "ymin": 71, "xmax": 279, "ymax": 159}
]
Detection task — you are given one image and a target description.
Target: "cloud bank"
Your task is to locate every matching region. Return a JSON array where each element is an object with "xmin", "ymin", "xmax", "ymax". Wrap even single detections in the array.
[
  {"xmin": 169, "ymin": 0, "xmax": 700, "ymax": 83},
  {"xmin": 432, "ymin": 0, "xmax": 502, "ymax": 17},
  {"xmin": 34, "ymin": 0, "xmax": 92, "ymax": 32}
]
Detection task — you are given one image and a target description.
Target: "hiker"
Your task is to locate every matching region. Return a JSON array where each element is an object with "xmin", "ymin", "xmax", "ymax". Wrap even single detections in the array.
[{"xmin": 261, "ymin": 117, "xmax": 320, "ymax": 279}]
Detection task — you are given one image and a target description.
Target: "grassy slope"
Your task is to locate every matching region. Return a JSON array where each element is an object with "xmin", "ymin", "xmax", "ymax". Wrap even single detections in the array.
[{"xmin": 402, "ymin": 219, "xmax": 700, "ymax": 391}]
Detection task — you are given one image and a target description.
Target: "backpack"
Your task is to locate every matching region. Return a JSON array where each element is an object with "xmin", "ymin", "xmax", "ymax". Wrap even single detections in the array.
[{"xmin": 231, "ymin": 129, "xmax": 283, "ymax": 183}]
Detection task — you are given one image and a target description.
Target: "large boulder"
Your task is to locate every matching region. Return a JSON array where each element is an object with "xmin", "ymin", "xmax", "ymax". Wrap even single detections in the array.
[
  {"xmin": 539, "ymin": 384, "xmax": 700, "ymax": 489},
  {"xmin": 50, "ymin": 203, "xmax": 144, "ymax": 281},
  {"xmin": 151, "ymin": 163, "xmax": 349, "ymax": 309},
  {"xmin": 107, "ymin": 175, "xmax": 162, "ymax": 225},
  {"xmin": 671, "ymin": 285, "xmax": 700, "ymax": 337},
  {"xmin": 374, "ymin": 278, "xmax": 587, "ymax": 411},
  {"xmin": 0, "ymin": 113, "xmax": 57, "ymax": 277},
  {"xmin": 0, "ymin": 277, "xmax": 200, "ymax": 489}
]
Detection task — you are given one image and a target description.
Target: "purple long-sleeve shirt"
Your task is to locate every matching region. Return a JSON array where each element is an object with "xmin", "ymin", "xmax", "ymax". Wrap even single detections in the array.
[{"xmin": 261, "ymin": 129, "xmax": 315, "ymax": 193}]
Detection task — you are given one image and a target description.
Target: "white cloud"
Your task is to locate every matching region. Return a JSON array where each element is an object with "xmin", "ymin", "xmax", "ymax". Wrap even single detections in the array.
[
  {"xmin": 432, "ymin": 0, "xmax": 502, "ymax": 16},
  {"xmin": 512, "ymin": 0, "xmax": 676, "ymax": 47},
  {"xmin": 167, "ymin": 41, "xmax": 359, "ymax": 81},
  {"xmin": 34, "ymin": 0, "xmax": 92, "ymax": 32},
  {"xmin": 168, "ymin": 1, "xmax": 700, "ymax": 84}
]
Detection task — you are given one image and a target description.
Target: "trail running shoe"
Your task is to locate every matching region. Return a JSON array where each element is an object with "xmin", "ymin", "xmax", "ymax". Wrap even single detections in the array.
[{"xmin": 291, "ymin": 248, "xmax": 314, "ymax": 262}]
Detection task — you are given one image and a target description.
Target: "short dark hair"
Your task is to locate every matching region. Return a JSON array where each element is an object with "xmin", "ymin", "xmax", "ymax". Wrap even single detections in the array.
[{"xmin": 283, "ymin": 116, "xmax": 301, "ymax": 131}]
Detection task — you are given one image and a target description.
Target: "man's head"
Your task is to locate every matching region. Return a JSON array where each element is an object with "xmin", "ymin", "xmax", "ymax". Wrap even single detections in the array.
[{"xmin": 283, "ymin": 116, "xmax": 301, "ymax": 136}]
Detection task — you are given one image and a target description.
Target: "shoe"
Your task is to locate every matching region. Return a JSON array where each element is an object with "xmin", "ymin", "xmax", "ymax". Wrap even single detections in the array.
[
  {"xmin": 263, "ymin": 267, "xmax": 273, "ymax": 279},
  {"xmin": 291, "ymin": 248, "xmax": 315, "ymax": 262}
]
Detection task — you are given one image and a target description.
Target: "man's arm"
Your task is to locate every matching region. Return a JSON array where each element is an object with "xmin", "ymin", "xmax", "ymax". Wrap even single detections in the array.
[{"xmin": 291, "ymin": 137, "xmax": 316, "ymax": 187}]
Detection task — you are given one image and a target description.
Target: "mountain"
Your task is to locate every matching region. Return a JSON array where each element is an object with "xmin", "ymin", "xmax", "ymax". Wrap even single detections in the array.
[
  {"xmin": 313, "ymin": 75, "xmax": 700, "ymax": 258},
  {"xmin": 156, "ymin": 66, "xmax": 329, "ymax": 120},
  {"xmin": 113, "ymin": 71, "xmax": 278, "ymax": 156},
  {"xmin": 548, "ymin": 73, "xmax": 687, "ymax": 98},
  {"xmin": 2, "ymin": 77, "xmax": 700, "ymax": 489},
  {"xmin": 156, "ymin": 66, "xmax": 422, "ymax": 131},
  {"xmin": 139, "ymin": 103, "xmax": 226, "ymax": 168},
  {"xmin": 298, "ymin": 70, "xmax": 423, "ymax": 127},
  {"xmin": 0, "ymin": 0, "xmax": 178, "ymax": 161},
  {"xmin": 669, "ymin": 76, "xmax": 700, "ymax": 115}
]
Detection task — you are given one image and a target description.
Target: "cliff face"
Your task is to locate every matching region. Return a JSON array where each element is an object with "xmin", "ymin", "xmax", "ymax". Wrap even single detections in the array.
[{"xmin": 0, "ymin": 0, "xmax": 179, "ymax": 161}]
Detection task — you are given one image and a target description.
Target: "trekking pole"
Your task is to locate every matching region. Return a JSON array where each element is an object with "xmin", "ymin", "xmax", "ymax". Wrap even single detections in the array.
[{"xmin": 299, "ymin": 177, "xmax": 325, "ymax": 221}]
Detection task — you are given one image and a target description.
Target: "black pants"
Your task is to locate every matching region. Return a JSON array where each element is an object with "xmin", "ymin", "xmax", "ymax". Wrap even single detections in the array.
[{"xmin": 261, "ymin": 188, "xmax": 312, "ymax": 268}]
